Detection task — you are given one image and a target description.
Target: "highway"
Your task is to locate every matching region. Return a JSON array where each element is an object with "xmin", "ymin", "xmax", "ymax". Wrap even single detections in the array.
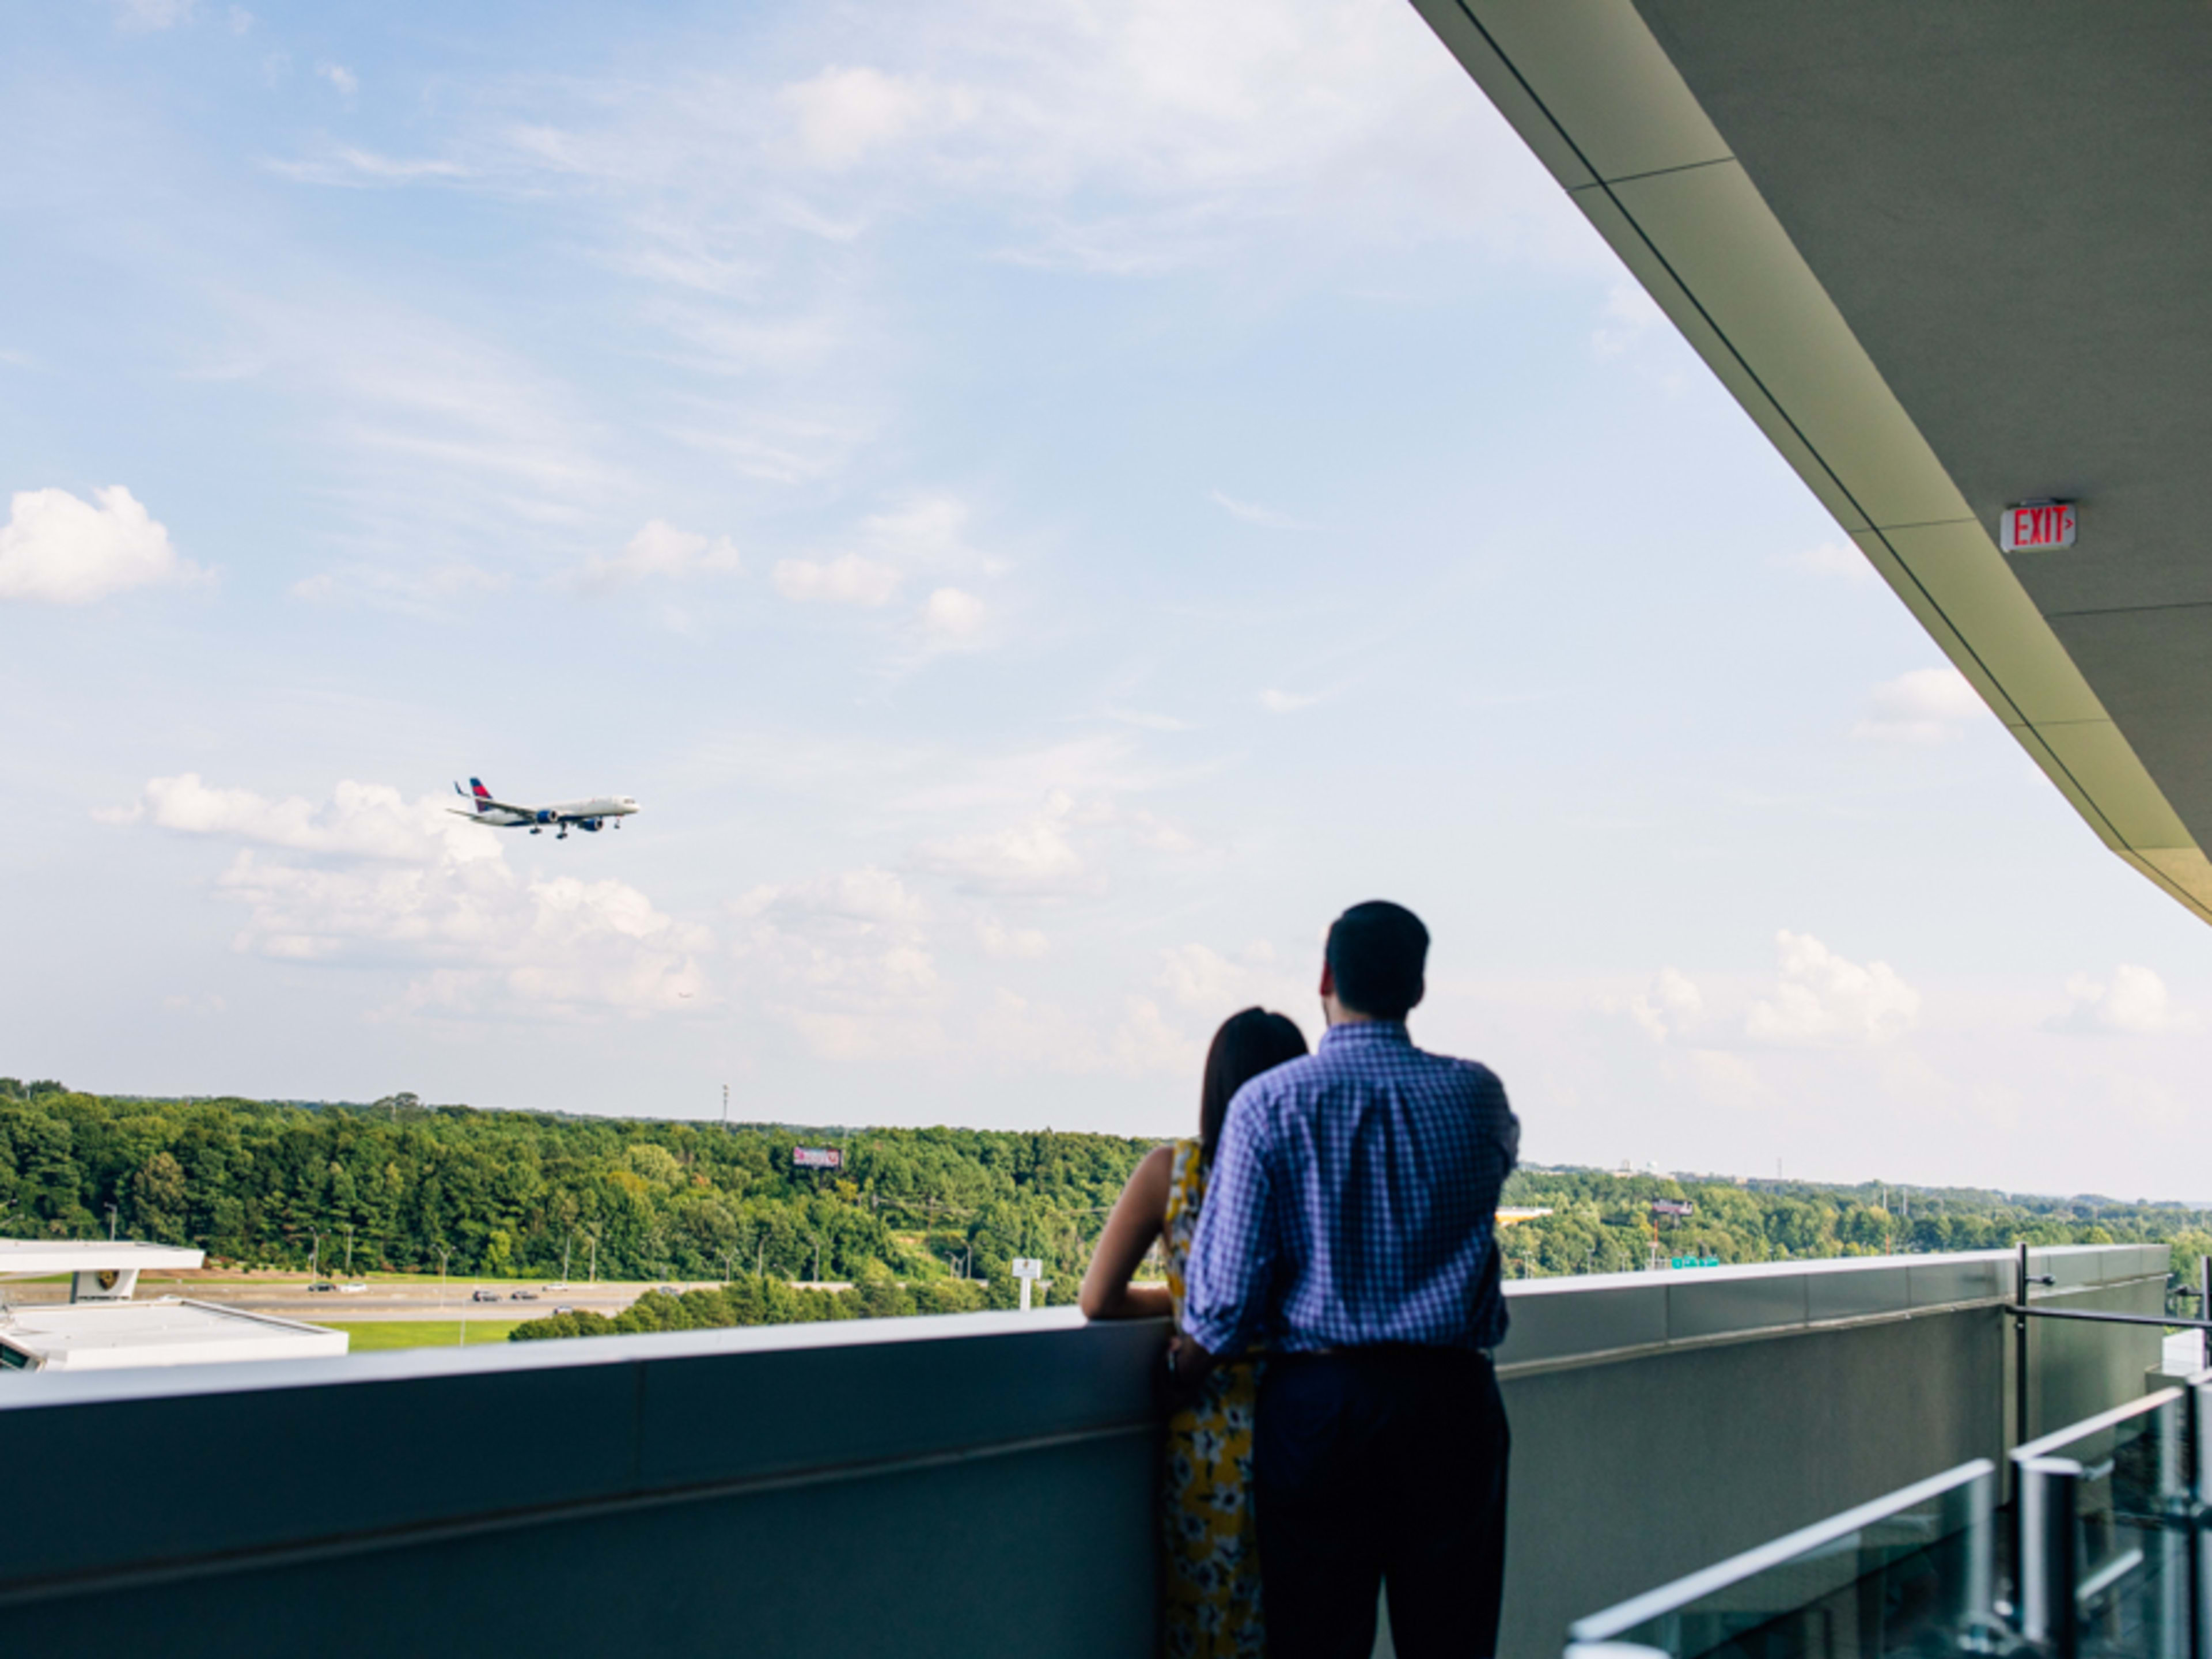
[{"xmin": 3, "ymin": 1274, "xmax": 719, "ymax": 1323}]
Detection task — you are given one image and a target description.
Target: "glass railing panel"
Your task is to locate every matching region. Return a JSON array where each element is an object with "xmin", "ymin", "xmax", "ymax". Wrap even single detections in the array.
[
  {"xmin": 2014, "ymin": 1388, "xmax": 2188, "ymax": 1659},
  {"xmin": 1565, "ymin": 1460, "xmax": 1996, "ymax": 1659}
]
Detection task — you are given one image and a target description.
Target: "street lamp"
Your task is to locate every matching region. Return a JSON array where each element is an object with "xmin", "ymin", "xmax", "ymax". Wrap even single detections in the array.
[
  {"xmin": 309, "ymin": 1229, "xmax": 321, "ymax": 1283},
  {"xmin": 436, "ymin": 1245, "xmax": 450, "ymax": 1310},
  {"xmin": 105, "ymin": 1204, "xmax": 118, "ymax": 1241}
]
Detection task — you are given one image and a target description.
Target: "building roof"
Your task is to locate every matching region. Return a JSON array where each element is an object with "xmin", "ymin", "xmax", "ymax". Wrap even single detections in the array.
[
  {"xmin": 0, "ymin": 1240, "xmax": 205, "ymax": 1276},
  {"xmin": 0, "ymin": 1300, "xmax": 346, "ymax": 1372},
  {"xmin": 1414, "ymin": 1, "xmax": 2212, "ymax": 922}
]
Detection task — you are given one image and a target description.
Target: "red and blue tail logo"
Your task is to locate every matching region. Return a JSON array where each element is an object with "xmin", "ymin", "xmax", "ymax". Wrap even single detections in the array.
[{"xmin": 469, "ymin": 778, "xmax": 494, "ymax": 813}]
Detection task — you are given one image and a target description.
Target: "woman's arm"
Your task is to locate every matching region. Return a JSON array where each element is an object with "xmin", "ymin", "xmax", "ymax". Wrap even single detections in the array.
[{"xmin": 1079, "ymin": 1144, "xmax": 1176, "ymax": 1320}]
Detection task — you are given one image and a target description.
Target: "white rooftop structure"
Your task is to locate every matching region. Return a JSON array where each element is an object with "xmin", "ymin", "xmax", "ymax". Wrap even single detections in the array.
[
  {"xmin": 0, "ymin": 1238, "xmax": 205, "ymax": 1305},
  {"xmin": 0, "ymin": 1299, "xmax": 347, "ymax": 1373}
]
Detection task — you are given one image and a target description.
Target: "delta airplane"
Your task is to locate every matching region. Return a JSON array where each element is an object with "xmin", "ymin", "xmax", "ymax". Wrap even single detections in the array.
[{"xmin": 448, "ymin": 778, "xmax": 639, "ymax": 839}]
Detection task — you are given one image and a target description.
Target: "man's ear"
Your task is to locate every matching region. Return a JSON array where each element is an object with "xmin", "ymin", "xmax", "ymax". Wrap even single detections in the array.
[{"xmin": 1319, "ymin": 960, "xmax": 1335, "ymax": 999}]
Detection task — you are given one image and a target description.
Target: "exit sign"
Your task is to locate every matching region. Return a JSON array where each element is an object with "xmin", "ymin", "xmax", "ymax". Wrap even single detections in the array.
[{"xmin": 1999, "ymin": 500, "xmax": 2077, "ymax": 553}]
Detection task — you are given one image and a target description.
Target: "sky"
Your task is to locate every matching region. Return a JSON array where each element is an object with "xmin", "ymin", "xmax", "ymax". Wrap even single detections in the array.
[{"xmin": 5, "ymin": 0, "xmax": 2210, "ymax": 1201}]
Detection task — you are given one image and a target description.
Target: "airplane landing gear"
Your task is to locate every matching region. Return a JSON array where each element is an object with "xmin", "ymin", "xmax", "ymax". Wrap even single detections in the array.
[{"xmin": 529, "ymin": 827, "xmax": 542, "ymax": 836}]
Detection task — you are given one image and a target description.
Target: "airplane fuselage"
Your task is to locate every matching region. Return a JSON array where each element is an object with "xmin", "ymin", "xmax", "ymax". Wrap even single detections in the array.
[{"xmin": 449, "ymin": 779, "xmax": 640, "ymax": 838}]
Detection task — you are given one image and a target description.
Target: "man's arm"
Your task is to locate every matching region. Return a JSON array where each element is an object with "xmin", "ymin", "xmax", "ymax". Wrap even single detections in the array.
[{"xmin": 1181, "ymin": 1094, "xmax": 1275, "ymax": 1359}]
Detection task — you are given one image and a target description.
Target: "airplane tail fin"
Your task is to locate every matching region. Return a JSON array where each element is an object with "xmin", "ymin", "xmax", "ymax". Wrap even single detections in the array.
[{"xmin": 456, "ymin": 777, "xmax": 495, "ymax": 815}]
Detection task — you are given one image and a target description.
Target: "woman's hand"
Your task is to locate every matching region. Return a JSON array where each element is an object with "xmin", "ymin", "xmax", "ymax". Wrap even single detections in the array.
[{"xmin": 1158, "ymin": 1331, "xmax": 1221, "ymax": 1413}]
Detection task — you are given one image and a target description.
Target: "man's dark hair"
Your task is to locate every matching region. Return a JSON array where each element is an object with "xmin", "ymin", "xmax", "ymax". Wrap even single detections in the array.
[
  {"xmin": 1325, "ymin": 900, "xmax": 1430, "ymax": 1021},
  {"xmin": 1199, "ymin": 1008, "xmax": 1308, "ymax": 1162}
]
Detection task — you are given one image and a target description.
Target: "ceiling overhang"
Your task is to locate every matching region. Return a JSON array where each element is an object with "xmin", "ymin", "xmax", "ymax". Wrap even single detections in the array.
[{"xmin": 1411, "ymin": 0, "xmax": 2212, "ymax": 923}]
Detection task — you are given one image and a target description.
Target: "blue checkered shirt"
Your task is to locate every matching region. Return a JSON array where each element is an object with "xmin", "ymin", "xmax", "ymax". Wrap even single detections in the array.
[{"xmin": 1183, "ymin": 1020, "xmax": 1520, "ymax": 1356}]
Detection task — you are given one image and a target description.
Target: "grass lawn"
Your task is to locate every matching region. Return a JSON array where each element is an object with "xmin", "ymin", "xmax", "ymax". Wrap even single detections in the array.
[{"xmin": 327, "ymin": 1320, "xmax": 527, "ymax": 1351}]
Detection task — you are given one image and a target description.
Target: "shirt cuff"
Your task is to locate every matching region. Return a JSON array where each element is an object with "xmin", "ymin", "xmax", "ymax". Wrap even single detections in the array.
[{"xmin": 1181, "ymin": 1306, "xmax": 1245, "ymax": 1356}]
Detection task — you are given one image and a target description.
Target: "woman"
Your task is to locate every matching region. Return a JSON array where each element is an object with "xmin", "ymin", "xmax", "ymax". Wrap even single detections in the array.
[{"xmin": 1080, "ymin": 1006, "xmax": 1310, "ymax": 1659}]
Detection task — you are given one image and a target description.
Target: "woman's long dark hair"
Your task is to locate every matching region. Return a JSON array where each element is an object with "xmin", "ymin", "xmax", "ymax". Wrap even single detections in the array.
[{"xmin": 1199, "ymin": 1007, "xmax": 1309, "ymax": 1164}]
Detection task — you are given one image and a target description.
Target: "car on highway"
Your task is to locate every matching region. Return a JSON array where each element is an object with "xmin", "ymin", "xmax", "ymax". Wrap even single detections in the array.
[
  {"xmin": 308, "ymin": 1282, "xmax": 336, "ymax": 1293},
  {"xmin": 509, "ymin": 1290, "xmax": 537, "ymax": 1301},
  {"xmin": 552, "ymin": 1306, "xmax": 575, "ymax": 1315},
  {"xmin": 470, "ymin": 1289, "xmax": 501, "ymax": 1302},
  {"xmin": 338, "ymin": 1283, "xmax": 367, "ymax": 1293}
]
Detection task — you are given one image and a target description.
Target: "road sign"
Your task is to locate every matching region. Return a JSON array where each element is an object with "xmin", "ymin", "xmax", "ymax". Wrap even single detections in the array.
[
  {"xmin": 1010, "ymin": 1258, "xmax": 1044, "ymax": 1279},
  {"xmin": 1999, "ymin": 500, "xmax": 2077, "ymax": 553},
  {"xmin": 1671, "ymin": 1256, "xmax": 1722, "ymax": 1270}
]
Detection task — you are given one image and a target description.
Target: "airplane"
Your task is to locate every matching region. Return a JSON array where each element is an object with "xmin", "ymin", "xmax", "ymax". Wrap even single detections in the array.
[{"xmin": 448, "ymin": 778, "xmax": 639, "ymax": 840}]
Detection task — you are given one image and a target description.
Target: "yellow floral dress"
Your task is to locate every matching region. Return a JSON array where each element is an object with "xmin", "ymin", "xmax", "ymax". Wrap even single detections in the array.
[{"xmin": 1162, "ymin": 1137, "xmax": 1265, "ymax": 1657}]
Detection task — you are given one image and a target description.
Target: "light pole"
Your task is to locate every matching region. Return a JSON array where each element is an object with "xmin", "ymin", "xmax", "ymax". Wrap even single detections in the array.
[
  {"xmin": 106, "ymin": 1205, "xmax": 118, "ymax": 1241},
  {"xmin": 562, "ymin": 1233, "xmax": 573, "ymax": 1286},
  {"xmin": 343, "ymin": 1225, "xmax": 354, "ymax": 1279},
  {"xmin": 309, "ymin": 1229, "xmax": 321, "ymax": 1283},
  {"xmin": 437, "ymin": 1246, "xmax": 450, "ymax": 1310}
]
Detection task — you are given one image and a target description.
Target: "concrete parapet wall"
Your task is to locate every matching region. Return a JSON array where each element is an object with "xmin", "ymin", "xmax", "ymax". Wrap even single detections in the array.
[{"xmin": 0, "ymin": 1245, "xmax": 2164, "ymax": 1659}]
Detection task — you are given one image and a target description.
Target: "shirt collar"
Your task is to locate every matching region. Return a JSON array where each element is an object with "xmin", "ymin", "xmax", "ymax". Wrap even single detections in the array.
[{"xmin": 1319, "ymin": 1019, "xmax": 1411, "ymax": 1049}]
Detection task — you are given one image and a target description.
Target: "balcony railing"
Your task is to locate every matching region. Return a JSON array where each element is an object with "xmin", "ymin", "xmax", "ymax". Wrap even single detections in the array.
[{"xmin": 0, "ymin": 1244, "xmax": 2165, "ymax": 1659}]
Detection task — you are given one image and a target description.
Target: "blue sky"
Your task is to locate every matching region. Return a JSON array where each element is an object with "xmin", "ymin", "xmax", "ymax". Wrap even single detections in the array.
[{"xmin": 6, "ymin": 0, "xmax": 2210, "ymax": 1198}]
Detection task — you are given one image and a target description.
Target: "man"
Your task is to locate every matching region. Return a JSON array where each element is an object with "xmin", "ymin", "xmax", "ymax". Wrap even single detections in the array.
[{"xmin": 1179, "ymin": 900, "xmax": 1520, "ymax": 1659}]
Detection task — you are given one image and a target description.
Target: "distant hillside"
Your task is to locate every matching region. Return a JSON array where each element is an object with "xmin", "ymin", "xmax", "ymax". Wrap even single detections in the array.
[
  {"xmin": 2, "ymin": 1080, "xmax": 2200, "ymax": 1304},
  {"xmin": 0, "ymin": 1080, "xmax": 1148, "ymax": 1302}
]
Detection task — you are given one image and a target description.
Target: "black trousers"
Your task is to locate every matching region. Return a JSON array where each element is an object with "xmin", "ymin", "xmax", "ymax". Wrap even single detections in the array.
[{"xmin": 1253, "ymin": 1347, "xmax": 1509, "ymax": 1659}]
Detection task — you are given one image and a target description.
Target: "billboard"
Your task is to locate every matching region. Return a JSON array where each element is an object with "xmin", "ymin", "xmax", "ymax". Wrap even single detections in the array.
[
  {"xmin": 791, "ymin": 1146, "xmax": 843, "ymax": 1171},
  {"xmin": 1650, "ymin": 1199, "xmax": 1695, "ymax": 1218}
]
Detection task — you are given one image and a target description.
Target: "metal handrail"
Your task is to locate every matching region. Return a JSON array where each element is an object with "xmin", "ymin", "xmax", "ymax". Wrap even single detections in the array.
[
  {"xmin": 2013, "ymin": 1385, "xmax": 2183, "ymax": 1465},
  {"xmin": 1563, "ymin": 1459, "xmax": 1995, "ymax": 1645}
]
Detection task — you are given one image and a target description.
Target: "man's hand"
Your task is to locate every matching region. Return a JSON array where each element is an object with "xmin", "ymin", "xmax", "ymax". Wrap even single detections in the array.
[{"xmin": 1158, "ymin": 1332, "xmax": 1221, "ymax": 1414}]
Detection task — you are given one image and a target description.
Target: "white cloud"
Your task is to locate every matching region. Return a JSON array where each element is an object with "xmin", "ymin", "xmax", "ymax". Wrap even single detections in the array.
[
  {"xmin": 291, "ymin": 562, "xmax": 506, "ymax": 613},
  {"xmin": 729, "ymin": 867, "xmax": 945, "ymax": 1048},
  {"xmin": 118, "ymin": 775, "xmax": 705, "ymax": 1016},
  {"xmin": 318, "ymin": 63, "xmax": 359, "ymax": 100},
  {"xmin": 1111, "ymin": 995, "xmax": 1201, "ymax": 1077},
  {"xmin": 2048, "ymin": 965, "xmax": 2195, "ymax": 1036},
  {"xmin": 976, "ymin": 916, "xmax": 1048, "ymax": 959},
  {"xmin": 921, "ymin": 586, "xmax": 987, "ymax": 647},
  {"xmin": 574, "ymin": 519, "xmax": 741, "ymax": 589},
  {"xmin": 771, "ymin": 552, "xmax": 901, "ymax": 606},
  {"xmin": 1101, "ymin": 706, "xmax": 1192, "ymax": 732},
  {"xmin": 1626, "ymin": 967, "xmax": 1704, "ymax": 1043},
  {"xmin": 1209, "ymin": 488, "xmax": 1305, "ymax": 530},
  {"xmin": 0, "ymin": 486, "xmax": 207, "ymax": 604},
  {"xmin": 1745, "ymin": 930, "xmax": 1920, "ymax": 1046},
  {"xmin": 1782, "ymin": 539, "xmax": 1874, "ymax": 584},
  {"xmin": 862, "ymin": 494, "xmax": 988, "ymax": 571},
  {"xmin": 120, "ymin": 774, "xmax": 486, "ymax": 862},
  {"xmin": 227, "ymin": 6, "xmax": 252, "ymax": 33},
  {"xmin": 1852, "ymin": 667, "xmax": 1988, "ymax": 744},
  {"xmin": 115, "ymin": 0, "xmax": 192, "ymax": 31},
  {"xmin": 1155, "ymin": 940, "xmax": 1307, "ymax": 1020},
  {"xmin": 914, "ymin": 793, "xmax": 1088, "ymax": 896},
  {"xmin": 1259, "ymin": 687, "xmax": 1322, "ymax": 714},
  {"xmin": 781, "ymin": 66, "xmax": 965, "ymax": 171},
  {"xmin": 1592, "ymin": 278, "xmax": 1665, "ymax": 357}
]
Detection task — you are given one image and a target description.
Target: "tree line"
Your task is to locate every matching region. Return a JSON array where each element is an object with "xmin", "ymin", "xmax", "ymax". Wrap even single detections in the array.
[
  {"xmin": 0, "ymin": 1080, "xmax": 1141, "ymax": 1303},
  {"xmin": 3, "ymin": 1080, "xmax": 2200, "ymax": 1342}
]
